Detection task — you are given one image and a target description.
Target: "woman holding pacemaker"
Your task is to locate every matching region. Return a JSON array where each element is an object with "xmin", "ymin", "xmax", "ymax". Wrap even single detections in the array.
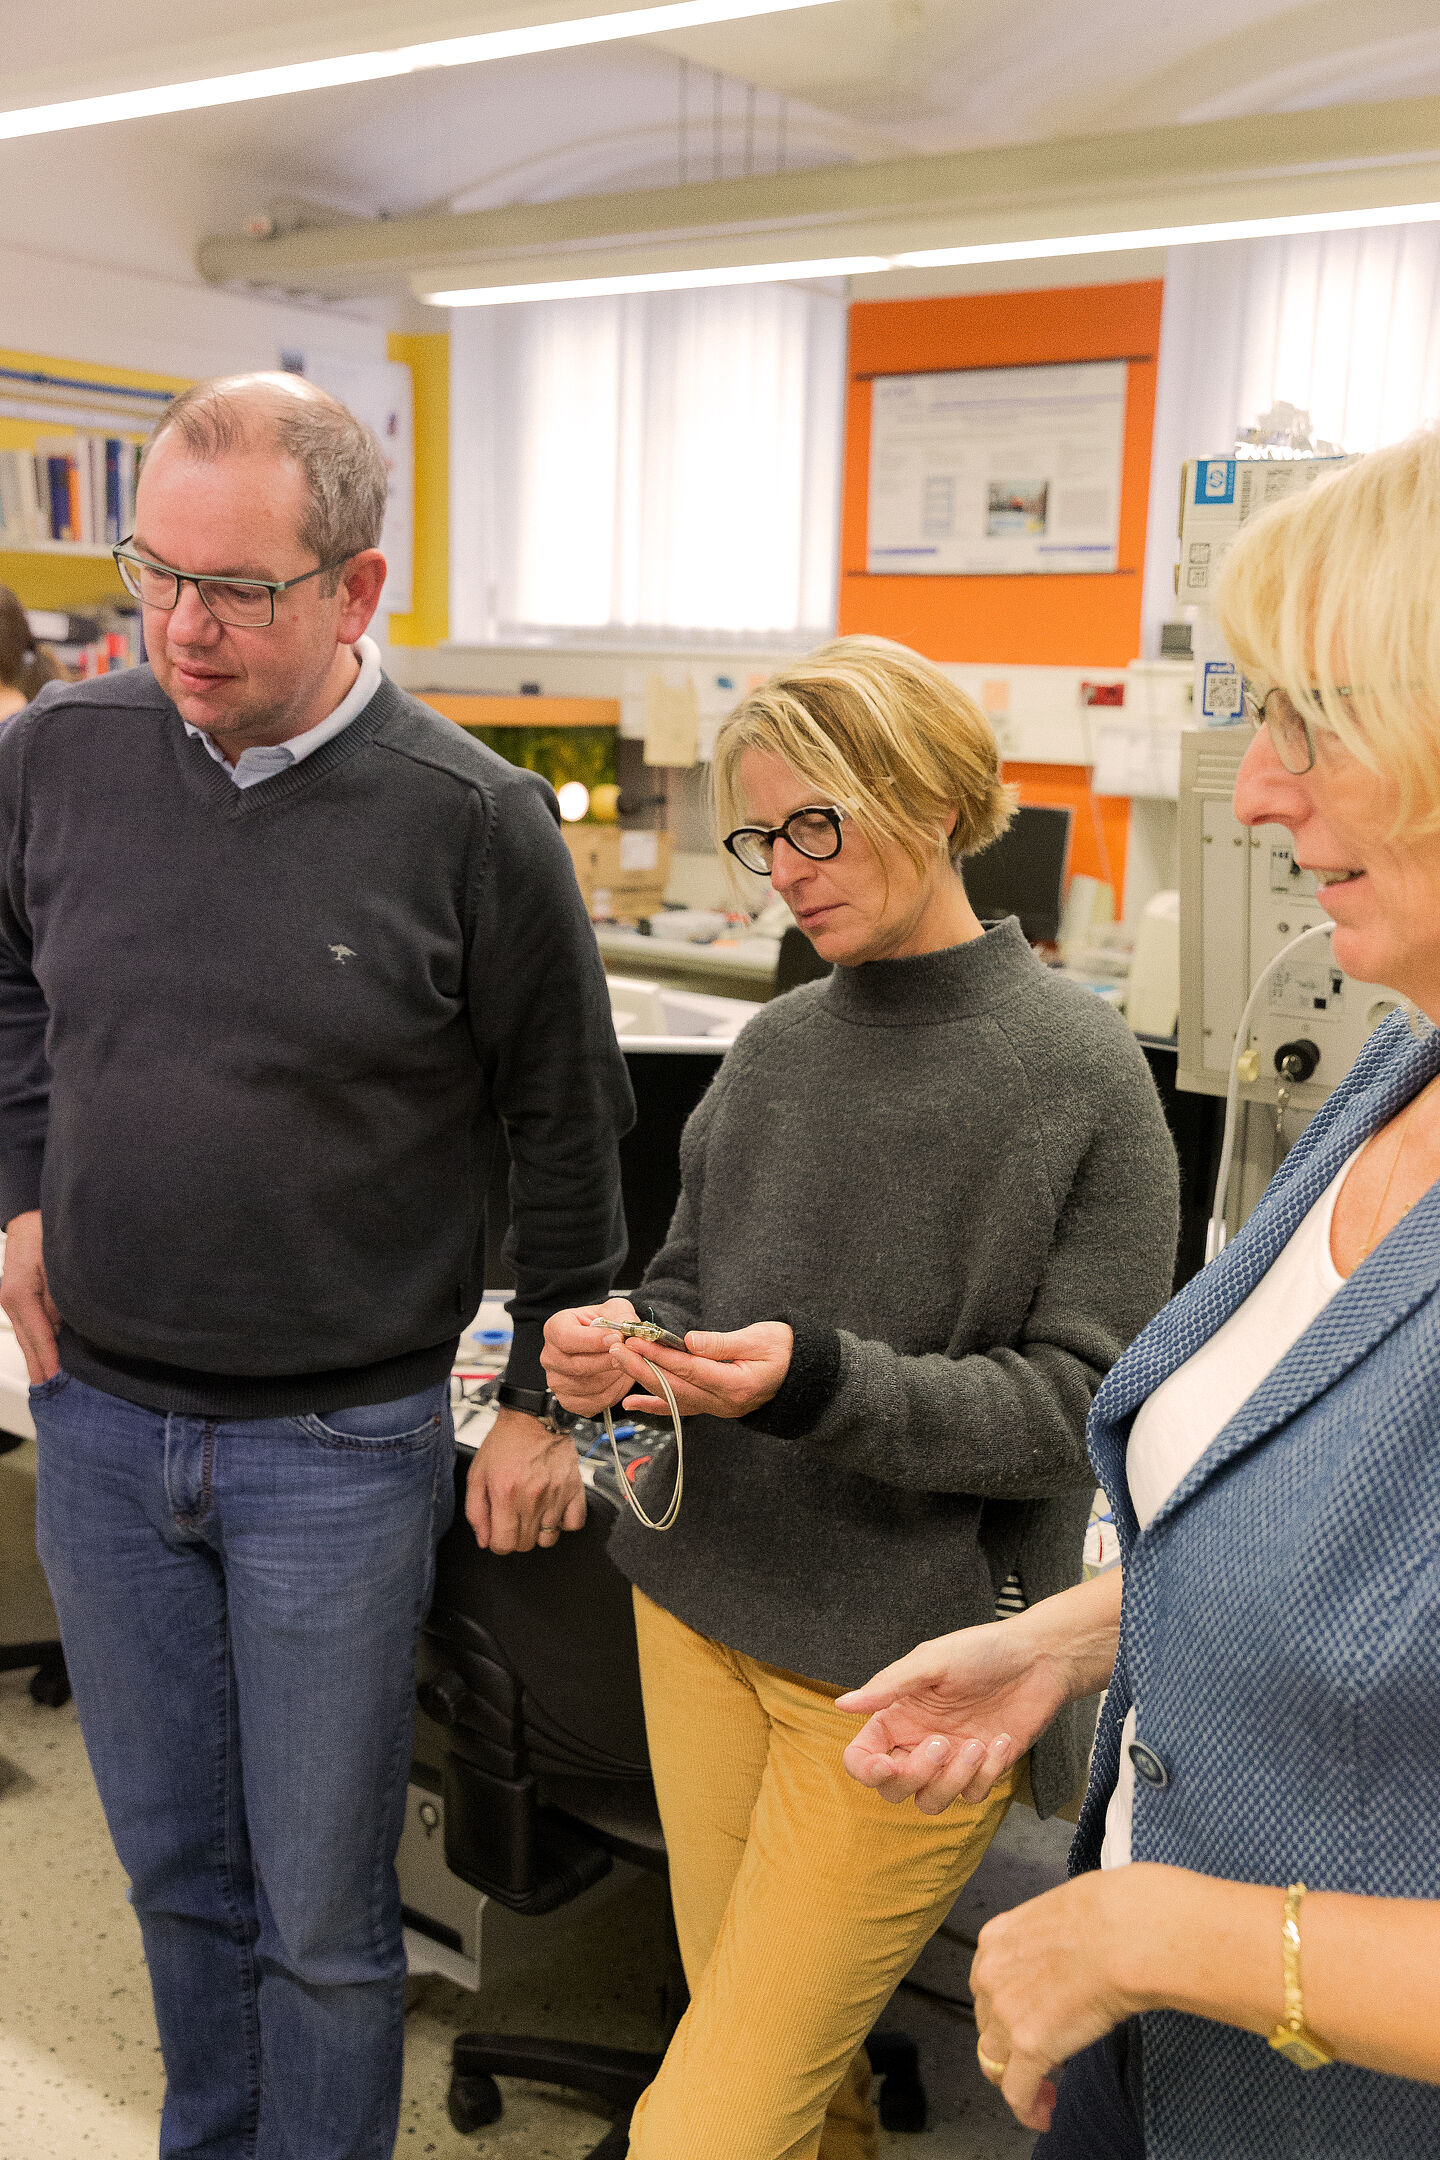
[
  {"xmin": 542, "ymin": 636, "xmax": 1178, "ymax": 2160},
  {"xmin": 841, "ymin": 432, "xmax": 1440, "ymax": 2159}
]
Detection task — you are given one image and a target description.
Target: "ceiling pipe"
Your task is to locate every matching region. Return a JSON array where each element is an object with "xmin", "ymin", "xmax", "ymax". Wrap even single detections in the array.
[{"xmin": 195, "ymin": 92, "xmax": 1440, "ymax": 300}]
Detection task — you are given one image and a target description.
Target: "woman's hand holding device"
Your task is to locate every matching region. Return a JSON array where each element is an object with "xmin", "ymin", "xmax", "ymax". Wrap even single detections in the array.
[
  {"xmin": 542, "ymin": 1297, "xmax": 641, "ymax": 1415},
  {"xmin": 604, "ymin": 1321, "xmax": 795, "ymax": 1420}
]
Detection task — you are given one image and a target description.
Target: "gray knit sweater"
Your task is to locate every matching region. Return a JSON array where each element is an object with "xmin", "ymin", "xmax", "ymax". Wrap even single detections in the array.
[{"xmin": 609, "ymin": 919, "xmax": 1179, "ymax": 1816}]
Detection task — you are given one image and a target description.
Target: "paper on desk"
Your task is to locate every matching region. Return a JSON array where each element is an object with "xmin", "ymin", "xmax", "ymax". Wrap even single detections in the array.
[
  {"xmin": 643, "ymin": 673, "xmax": 700, "ymax": 766},
  {"xmin": 619, "ymin": 830, "xmax": 660, "ymax": 872},
  {"xmin": 1091, "ymin": 722, "xmax": 1182, "ymax": 800}
]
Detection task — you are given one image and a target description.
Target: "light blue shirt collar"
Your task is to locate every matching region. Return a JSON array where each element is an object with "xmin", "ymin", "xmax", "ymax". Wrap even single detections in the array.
[{"xmin": 184, "ymin": 635, "xmax": 383, "ymax": 789}]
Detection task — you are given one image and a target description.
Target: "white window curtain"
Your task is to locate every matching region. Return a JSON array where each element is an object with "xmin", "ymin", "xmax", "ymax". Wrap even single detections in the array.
[
  {"xmin": 449, "ymin": 283, "xmax": 845, "ymax": 645},
  {"xmin": 1142, "ymin": 222, "xmax": 1440, "ymax": 652}
]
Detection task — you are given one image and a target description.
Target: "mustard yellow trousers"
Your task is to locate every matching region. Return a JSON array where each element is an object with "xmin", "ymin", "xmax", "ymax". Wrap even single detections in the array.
[{"xmin": 626, "ymin": 1590, "xmax": 1017, "ymax": 2160}]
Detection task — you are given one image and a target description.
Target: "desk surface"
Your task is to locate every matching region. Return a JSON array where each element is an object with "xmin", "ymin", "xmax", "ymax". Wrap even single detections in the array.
[{"xmin": 596, "ymin": 927, "xmax": 780, "ymax": 999}]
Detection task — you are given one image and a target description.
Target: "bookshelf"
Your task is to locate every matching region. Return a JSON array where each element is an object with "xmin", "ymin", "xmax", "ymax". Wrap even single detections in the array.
[{"xmin": 0, "ymin": 346, "xmax": 187, "ymax": 616}]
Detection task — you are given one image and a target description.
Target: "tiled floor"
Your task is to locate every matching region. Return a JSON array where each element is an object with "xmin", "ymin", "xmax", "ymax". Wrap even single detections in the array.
[{"xmin": 0, "ymin": 1663, "xmax": 1063, "ymax": 2160}]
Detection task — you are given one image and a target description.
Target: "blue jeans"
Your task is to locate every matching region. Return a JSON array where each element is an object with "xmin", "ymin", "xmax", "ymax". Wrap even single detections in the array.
[{"xmin": 32, "ymin": 1369, "xmax": 456, "ymax": 2160}]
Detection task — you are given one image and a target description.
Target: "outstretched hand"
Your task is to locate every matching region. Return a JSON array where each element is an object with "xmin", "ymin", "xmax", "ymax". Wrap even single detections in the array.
[
  {"xmin": 605, "ymin": 1322, "xmax": 794, "ymax": 1421},
  {"xmin": 837, "ymin": 1620, "xmax": 1071, "ymax": 1813}
]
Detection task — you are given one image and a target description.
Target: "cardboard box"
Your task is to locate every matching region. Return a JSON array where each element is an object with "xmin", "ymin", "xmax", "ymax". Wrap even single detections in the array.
[{"xmin": 561, "ymin": 826, "xmax": 672, "ymax": 921}]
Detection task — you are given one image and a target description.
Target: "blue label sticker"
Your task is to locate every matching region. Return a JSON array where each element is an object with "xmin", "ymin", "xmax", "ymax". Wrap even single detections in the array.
[
  {"xmin": 1202, "ymin": 660, "xmax": 1243, "ymax": 722},
  {"xmin": 1195, "ymin": 459, "xmax": 1236, "ymax": 505}
]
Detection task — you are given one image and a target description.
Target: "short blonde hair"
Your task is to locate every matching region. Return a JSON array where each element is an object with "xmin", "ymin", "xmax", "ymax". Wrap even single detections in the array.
[
  {"xmin": 1217, "ymin": 429, "xmax": 1440, "ymax": 830},
  {"xmin": 713, "ymin": 635, "xmax": 1017, "ymax": 875}
]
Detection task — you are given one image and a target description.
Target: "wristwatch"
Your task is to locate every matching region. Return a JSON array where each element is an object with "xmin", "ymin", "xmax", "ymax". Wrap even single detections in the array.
[
  {"xmin": 494, "ymin": 1380, "xmax": 576, "ymax": 1433},
  {"xmin": 1267, "ymin": 1883, "xmax": 1335, "ymax": 2071}
]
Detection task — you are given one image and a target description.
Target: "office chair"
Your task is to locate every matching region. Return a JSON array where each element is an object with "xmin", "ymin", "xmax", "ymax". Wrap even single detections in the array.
[
  {"xmin": 0, "ymin": 1429, "xmax": 70, "ymax": 1707},
  {"xmin": 416, "ymin": 1444, "xmax": 928, "ymax": 2152},
  {"xmin": 0, "ymin": 1638, "xmax": 69, "ymax": 1707},
  {"xmin": 774, "ymin": 924, "xmax": 832, "ymax": 996}
]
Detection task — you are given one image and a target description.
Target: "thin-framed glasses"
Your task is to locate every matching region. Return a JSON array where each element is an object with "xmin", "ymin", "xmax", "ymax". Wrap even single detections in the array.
[
  {"xmin": 723, "ymin": 804, "xmax": 849, "ymax": 875},
  {"xmin": 113, "ymin": 537, "xmax": 353, "ymax": 629},
  {"xmin": 1242, "ymin": 681, "xmax": 1350, "ymax": 775}
]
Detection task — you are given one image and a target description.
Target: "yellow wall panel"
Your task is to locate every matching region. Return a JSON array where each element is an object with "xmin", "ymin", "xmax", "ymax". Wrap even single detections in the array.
[{"xmin": 385, "ymin": 331, "xmax": 449, "ymax": 648}]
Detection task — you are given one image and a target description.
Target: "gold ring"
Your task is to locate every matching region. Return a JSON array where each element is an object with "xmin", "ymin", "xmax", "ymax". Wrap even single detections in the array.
[{"xmin": 976, "ymin": 2045, "xmax": 1007, "ymax": 2079}]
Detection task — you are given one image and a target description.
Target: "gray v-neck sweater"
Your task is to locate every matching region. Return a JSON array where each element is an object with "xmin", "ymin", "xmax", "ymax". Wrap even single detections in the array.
[
  {"xmin": 0, "ymin": 665, "xmax": 633, "ymax": 1416},
  {"xmin": 609, "ymin": 920, "xmax": 1178, "ymax": 1816}
]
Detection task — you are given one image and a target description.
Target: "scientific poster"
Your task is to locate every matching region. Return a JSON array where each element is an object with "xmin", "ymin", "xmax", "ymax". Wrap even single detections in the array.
[{"xmin": 866, "ymin": 361, "xmax": 1128, "ymax": 576}]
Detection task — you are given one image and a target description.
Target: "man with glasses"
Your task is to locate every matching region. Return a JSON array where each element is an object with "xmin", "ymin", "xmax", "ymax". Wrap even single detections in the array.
[{"xmin": 0, "ymin": 372, "xmax": 633, "ymax": 2158}]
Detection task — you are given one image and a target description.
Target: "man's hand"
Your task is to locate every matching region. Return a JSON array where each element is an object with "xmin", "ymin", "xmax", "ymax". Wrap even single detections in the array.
[
  {"xmin": 606, "ymin": 1322, "xmax": 794, "ymax": 1421},
  {"xmin": 0, "ymin": 1210, "xmax": 60, "ymax": 1384},
  {"xmin": 465, "ymin": 1406, "xmax": 586, "ymax": 1554},
  {"xmin": 836, "ymin": 1620, "xmax": 1070, "ymax": 1812}
]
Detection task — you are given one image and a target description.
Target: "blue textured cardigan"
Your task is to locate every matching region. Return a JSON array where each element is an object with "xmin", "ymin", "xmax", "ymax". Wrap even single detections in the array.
[{"xmin": 1074, "ymin": 1011, "xmax": 1440, "ymax": 2158}]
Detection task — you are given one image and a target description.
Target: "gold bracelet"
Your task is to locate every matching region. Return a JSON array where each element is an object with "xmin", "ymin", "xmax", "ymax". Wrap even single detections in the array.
[{"xmin": 1267, "ymin": 1882, "xmax": 1335, "ymax": 2071}]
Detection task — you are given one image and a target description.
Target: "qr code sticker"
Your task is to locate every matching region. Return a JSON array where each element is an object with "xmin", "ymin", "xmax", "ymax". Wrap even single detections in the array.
[{"xmin": 1202, "ymin": 661, "xmax": 1243, "ymax": 720}]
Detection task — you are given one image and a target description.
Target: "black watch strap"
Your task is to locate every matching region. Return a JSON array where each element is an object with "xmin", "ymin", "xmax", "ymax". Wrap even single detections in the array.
[
  {"xmin": 494, "ymin": 1380, "xmax": 576, "ymax": 1431},
  {"xmin": 494, "ymin": 1381, "xmax": 550, "ymax": 1417}
]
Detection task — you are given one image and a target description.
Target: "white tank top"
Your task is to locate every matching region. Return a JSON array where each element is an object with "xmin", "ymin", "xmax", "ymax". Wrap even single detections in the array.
[{"xmin": 1099, "ymin": 1145, "xmax": 1358, "ymax": 1869}]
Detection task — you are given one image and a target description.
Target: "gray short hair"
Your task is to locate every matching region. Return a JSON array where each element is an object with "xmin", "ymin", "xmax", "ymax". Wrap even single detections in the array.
[{"xmin": 144, "ymin": 373, "xmax": 388, "ymax": 581}]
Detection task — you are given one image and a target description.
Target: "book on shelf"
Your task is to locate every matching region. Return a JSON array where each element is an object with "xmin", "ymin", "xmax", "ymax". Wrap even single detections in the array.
[
  {"xmin": 25, "ymin": 607, "xmax": 142, "ymax": 679},
  {"xmin": 0, "ymin": 433, "xmax": 142, "ymax": 549}
]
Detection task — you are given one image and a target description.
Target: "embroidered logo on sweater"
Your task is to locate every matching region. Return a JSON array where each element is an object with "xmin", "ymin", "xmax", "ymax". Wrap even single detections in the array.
[{"xmin": 329, "ymin": 944, "xmax": 356, "ymax": 965}]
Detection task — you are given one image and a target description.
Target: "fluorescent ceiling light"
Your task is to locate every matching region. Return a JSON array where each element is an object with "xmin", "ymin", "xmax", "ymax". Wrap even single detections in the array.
[
  {"xmin": 424, "ymin": 255, "xmax": 891, "ymax": 303},
  {"xmin": 895, "ymin": 198, "xmax": 1440, "ymax": 269},
  {"xmin": 0, "ymin": 0, "xmax": 837, "ymax": 142},
  {"xmin": 421, "ymin": 195, "xmax": 1440, "ymax": 305}
]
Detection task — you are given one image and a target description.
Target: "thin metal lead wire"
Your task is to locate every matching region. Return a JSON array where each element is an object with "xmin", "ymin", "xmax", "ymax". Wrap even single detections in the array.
[{"xmin": 604, "ymin": 1355, "xmax": 684, "ymax": 1532}]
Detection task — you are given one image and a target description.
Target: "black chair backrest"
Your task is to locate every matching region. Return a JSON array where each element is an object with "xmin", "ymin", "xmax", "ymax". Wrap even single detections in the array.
[
  {"xmin": 419, "ymin": 1459, "xmax": 656, "ymax": 1913},
  {"xmin": 425, "ymin": 1461, "xmax": 649, "ymax": 1780},
  {"xmin": 775, "ymin": 925, "xmax": 832, "ymax": 996}
]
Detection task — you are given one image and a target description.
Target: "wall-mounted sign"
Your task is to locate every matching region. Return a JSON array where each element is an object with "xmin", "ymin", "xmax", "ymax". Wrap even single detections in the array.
[{"xmin": 867, "ymin": 361, "xmax": 1129, "ymax": 577}]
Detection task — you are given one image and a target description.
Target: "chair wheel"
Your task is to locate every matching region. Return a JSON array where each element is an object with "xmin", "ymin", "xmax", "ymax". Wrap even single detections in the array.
[
  {"xmin": 877, "ymin": 2068, "xmax": 927, "ymax": 2133},
  {"xmin": 29, "ymin": 1664, "xmax": 70, "ymax": 1709},
  {"xmin": 448, "ymin": 2070, "xmax": 503, "ymax": 2132}
]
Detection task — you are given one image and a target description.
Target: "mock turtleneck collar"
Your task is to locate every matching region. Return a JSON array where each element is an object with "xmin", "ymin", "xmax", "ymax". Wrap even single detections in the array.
[{"xmin": 820, "ymin": 915, "xmax": 1040, "ymax": 1024}]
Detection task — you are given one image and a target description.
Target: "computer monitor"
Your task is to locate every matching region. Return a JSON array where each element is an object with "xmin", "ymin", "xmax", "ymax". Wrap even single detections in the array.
[{"xmin": 962, "ymin": 804, "xmax": 1073, "ymax": 944}]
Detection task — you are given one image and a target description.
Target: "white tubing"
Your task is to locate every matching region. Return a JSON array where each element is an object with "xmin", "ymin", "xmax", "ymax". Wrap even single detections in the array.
[
  {"xmin": 604, "ymin": 1355, "xmax": 684, "ymax": 1531},
  {"xmin": 1205, "ymin": 921, "xmax": 1337, "ymax": 1262}
]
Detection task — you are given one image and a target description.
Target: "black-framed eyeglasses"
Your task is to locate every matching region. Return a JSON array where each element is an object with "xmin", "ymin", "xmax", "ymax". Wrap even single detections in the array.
[
  {"xmin": 113, "ymin": 537, "xmax": 354, "ymax": 629},
  {"xmin": 1242, "ymin": 681, "xmax": 1350, "ymax": 776},
  {"xmin": 723, "ymin": 804, "xmax": 849, "ymax": 875}
]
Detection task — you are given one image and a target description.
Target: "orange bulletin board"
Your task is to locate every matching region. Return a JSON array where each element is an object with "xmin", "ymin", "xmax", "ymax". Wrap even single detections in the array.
[
  {"xmin": 840, "ymin": 280, "xmax": 1165, "ymax": 911},
  {"xmin": 840, "ymin": 282, "xmax": 1164, "ymax": 666}
]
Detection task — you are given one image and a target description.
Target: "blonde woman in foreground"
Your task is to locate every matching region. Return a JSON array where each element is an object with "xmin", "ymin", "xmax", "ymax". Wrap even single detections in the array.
[
  {"xmin": 543, "ymin": 637, "xmax": 1178, "ymax": 2160},
  {"xmin": 843, "ymin": 434, "xmax": 1440, "ymax": 2159}
]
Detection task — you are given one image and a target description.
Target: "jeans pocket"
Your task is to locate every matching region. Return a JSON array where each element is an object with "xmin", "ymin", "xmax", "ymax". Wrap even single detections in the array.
[
  {"xmin": 28, "ymin": 1367, "xmax": 70, "ymax": 1401},
  {"xmin": 297, "ymin": 1383, "xmax": 448, "ymax": 1453}
]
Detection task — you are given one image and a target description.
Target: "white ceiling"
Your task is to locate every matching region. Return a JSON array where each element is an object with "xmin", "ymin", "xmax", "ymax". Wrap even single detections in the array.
[{"xmin": 3, "ymin": 0, "xmax": 1440, "ymax": 298}]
